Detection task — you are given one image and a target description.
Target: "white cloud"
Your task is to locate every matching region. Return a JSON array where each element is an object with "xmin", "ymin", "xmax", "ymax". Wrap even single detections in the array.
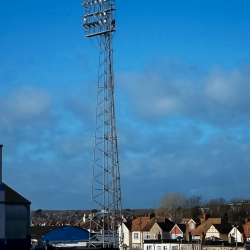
[
  {"xmin": 0, "ymin": 86, "xmax": 53, "ymax": 128},
  {"xmin": 117, "ymin": 60, "xmax": 250, "ymax": 126},
  {"xmin": 206, "ymin": 67, "xmax": 250, "ymax": 107}
]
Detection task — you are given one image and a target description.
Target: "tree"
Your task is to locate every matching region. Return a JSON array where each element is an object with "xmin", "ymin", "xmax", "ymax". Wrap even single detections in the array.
[
  {"xmin": 185, "ymin": 196, "xmax": 205, "ymax": 220},
  {"xmin": 155, "ymin": 192, "xmax": 186, "ymax": 223},
  {"xmin": 205, "ymin": 198, "xmax": 229, "ymax": 218}
]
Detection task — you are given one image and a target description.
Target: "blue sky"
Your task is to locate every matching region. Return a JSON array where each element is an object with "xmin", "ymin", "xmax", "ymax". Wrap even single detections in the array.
[{"xmin": 0, "ymin": 0, "xmax": 250, "ymax": 210}]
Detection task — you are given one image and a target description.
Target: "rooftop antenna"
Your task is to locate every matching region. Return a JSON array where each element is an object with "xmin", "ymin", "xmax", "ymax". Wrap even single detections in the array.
[{"xmin": 81, "ymin": 0, "xmax": 122, "ymax": 248}]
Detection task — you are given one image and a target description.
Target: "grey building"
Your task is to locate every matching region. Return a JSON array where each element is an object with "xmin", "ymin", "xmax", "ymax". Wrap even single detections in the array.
[{"xmin": 0, "ymin": 145, "xmax": 31, "ymax": 250}]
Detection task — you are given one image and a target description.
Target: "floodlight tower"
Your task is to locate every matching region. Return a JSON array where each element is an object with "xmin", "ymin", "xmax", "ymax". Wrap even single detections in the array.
[{"xmin": 81, "ymin": 0, "xmax": 122, "ymax": 248}]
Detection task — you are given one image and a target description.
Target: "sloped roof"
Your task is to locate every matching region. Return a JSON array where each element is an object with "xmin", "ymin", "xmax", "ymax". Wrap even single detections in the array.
[
  {"xmin": 124, "ymin": 220, "xmax": 132, "ymax": 231},
  {"xmin": 131, "ymin": 216, "xmax": 150, "ymax": 231},
  {"xmin": 156, "ymin": 222, "xmax": 175, "ymax": 232},
  {"xmin": 192, "ymin": 218, "xmax": 221, "ymax": 235},
  {"xmin": 4, "ymin": 183, "xmax": 31, "ymax": 204},
  {"xmin": 144, "ymin": 217, "xmax": 173, "ymax": 231},
  {"xmin": 177, "ymin": 224, "xmax": 187, "ymax": 233},
  {"xmin": 181, "ymin": 218, "xmax": 192, "ymax": 224},
  {"xmin": 213, "ymin": 222, "xmax": 232, "ymax": 234},
  {"xmin": 230, "ymin": 226, "xmax": 244, "ymax": 235},
  {"xmin": 131, "ymin": 216, "xmax": 175, "ymax": 232}
]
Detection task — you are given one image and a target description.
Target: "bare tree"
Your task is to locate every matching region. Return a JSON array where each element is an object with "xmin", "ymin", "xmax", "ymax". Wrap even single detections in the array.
[
  {"xmin": 185, "ymin": 196, "xmax": 205, "ymax": 219},
  {"xmin": 155, "ymin": 192, "xmax": 186, "ymax": 223}
]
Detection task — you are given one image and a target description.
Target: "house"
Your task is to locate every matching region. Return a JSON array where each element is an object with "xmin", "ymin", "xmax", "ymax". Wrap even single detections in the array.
[
  {"xmin": 0, "ymin": 144, "xmax": 31, "ymax": 250},
  {"xmin": 127, "ymin": 214, "xmax": 176, "ymax": 250},
  {"xmin": 228, "ymin": 226, "xmax": 244, "ymax": 243},
  {"xmin": 131, "ymin": 215, "xmax": 151, "ymax": 249},
  {"xmin": 149, "ymin": 219, "xmax": 175, "ymax": 240},
  {"xmin": 170, "ymin": 224, "xmax": 186, "ymax": 239},
  {"xmin": 118, "ymin": 220, "xmax": 132, "ymax": 250},
  {"xmin": 192, "ymin": 216, "xmax": 223, "ymax": 240},
  {"xmin": 180, "ymin": 218, "xmax": 197, "ymax": 240},
  {"xmin": 206, "ymin": 222, "xmax": 232, "ymax": 241},
  {"xmin": 243, "ymin": 219, "xmax": 250, "ymax": 242},
  {"xmin": 144, "ymin": 239, "xmax": 182, "ymax": 250},
  {"xmin": 203, "ymin": 240, "xmax": 245, "ymax": 250},
  {"xmin": 143, "ymin": 240, "xmax": 201, "ymax": 250}
]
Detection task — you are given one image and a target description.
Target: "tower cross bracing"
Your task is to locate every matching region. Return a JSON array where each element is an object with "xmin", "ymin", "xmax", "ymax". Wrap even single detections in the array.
[{"xmin": 81, "ymin": 0, "xmax": 122, "ymax": 248}]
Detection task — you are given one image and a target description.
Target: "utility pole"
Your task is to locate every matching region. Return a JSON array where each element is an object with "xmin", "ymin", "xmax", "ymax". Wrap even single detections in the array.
[{"xmin": 81, "ymin": 0, "xmax": 122, "ymax": 248}]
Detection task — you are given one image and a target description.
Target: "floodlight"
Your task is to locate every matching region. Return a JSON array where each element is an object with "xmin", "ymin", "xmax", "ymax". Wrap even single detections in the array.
[{"xmin": 81, "ymin": 0, "xmax": 121, "ymax": 249}]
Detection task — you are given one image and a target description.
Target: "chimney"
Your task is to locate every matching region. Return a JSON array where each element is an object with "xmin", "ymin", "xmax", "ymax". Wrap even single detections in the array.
[
  {"xmin": 0, "ymin": 144, "xmax": 3, "ymax": 185},
  {"xmin": 148, "ymin": 213, "xmax": 155, "ymax": 220},
  {"xmin": 189, "ymin": 232, "xmax": 192, "ymax": 242}
]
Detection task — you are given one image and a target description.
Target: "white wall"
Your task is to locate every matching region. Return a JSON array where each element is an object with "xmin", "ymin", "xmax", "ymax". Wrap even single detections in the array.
[
  {"xmin": 118, "ymin": 223, "xmax": 132, "ymax": 250},
  {"xmin": 229, "ymin": 227, "xmax": 242, "ymax": 243}
]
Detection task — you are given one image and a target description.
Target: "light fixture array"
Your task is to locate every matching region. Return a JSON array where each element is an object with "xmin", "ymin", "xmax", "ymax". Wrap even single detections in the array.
[{"xmin": 82, "ymin": 0, "xmax": 115, "ymax": 38}]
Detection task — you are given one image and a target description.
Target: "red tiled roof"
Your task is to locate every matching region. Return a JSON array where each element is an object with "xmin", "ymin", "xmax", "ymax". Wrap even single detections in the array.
[
  {"xmin": 131, "ymin": 216, "xmax": 174, "ymax": 232},
  {"xmin": 131, "ymin": 217, "xmax": 150, "ymax": 231},
  {"xmin": 192, "ymin": 218, "xmax": 221, "ymax": 236}
]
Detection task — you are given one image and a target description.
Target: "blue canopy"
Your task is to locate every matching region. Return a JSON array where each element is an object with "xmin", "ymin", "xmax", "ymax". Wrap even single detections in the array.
[{"xmin": 41, "ymin": 226, "xmax": 90, "ymax": 242}]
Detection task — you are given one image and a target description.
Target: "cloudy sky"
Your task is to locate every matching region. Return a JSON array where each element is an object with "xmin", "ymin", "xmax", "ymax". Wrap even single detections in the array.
[{"xmin": 0, "ymin": 0, "xmax": 250, "ymax": 210}]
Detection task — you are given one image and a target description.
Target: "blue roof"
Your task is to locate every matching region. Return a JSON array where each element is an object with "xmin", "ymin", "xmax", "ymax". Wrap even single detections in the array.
[{"xmin": 41, "ymin": 226, "xmax": 90, "ymax": 242}]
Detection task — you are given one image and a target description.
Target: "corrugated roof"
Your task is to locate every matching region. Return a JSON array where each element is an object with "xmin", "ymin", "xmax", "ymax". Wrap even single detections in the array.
[{"xmin": 4, "ymin": 183, "xmax": 31, "ymax": 204}]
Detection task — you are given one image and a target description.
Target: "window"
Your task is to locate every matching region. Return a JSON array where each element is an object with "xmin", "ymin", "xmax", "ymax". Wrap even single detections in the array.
[
  {"xmin": 154, "ymin": 233, "xmax": 157, "ymax": 239},
  {"xmin": 157, "ymin": 246, "xmax": 161, "ymax": 250},
  {"xmin": 185, "ymin": 246, "xmax": 191, "ymax": 250},
  {"xmin": 147, "ymin": 246, "xmax": 152, "ymax": 250},
  {"xmin": 145, "ymin": 233, "xmax": 150, "ymax": 239},
  {"xmin": 163, "ymin": 246, "xmax": 167, "ymax": 250},
  {"xmin": 134, "ymin": 233, "xmax": 139, "ymax": 240},
  {"xmin": 196, "ymin": 247, "xmax": 200, "ymax": 250},
  {"xmin": 172, "ymin": 246, "xmax": 178, "ymax": 250}
]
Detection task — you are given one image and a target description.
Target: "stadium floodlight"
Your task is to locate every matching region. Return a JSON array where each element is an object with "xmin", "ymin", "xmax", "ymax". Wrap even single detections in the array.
[
  {"xmin": 81, "ymin": 0, "xmax": 122, "ymax": 249},
  {"xmin": 82, "ymin": 0, "xmax": 116, "ymax": 38}
]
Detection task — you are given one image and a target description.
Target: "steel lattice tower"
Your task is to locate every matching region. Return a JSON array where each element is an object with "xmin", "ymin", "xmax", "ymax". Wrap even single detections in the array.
[{"xmin": 81, "ymin": 0, "xmax": 122, "ymax": 248}]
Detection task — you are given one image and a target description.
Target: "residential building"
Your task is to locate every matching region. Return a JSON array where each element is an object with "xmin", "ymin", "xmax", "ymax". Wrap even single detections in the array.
[
  {"xmin": 206, "ymin": 223, "xmax": 232, "ymax": 241},
  {"xmin": 228, "ymin": 226, "xmax": 244, "ymax": 243},
  {"xmin": 243, "ymin": 219, "xmax": 250, "ymax": 242},
  {"xmin": 118, "ymin": 220, "xmax": 132, "ymax": 250},
  {"xmin": 124, "ymin": 214, "xmax": 175, "ymax": 250},
  {"xmin": 171, "ymin": 224, "xmax": 187, "ymax": 239},
  {"xmin": 181, "ymin": 219, "xmax": 197, "ymax": 240},
  {"xmin": 192, "ymin": 216, "xmax": 224, "ymax": 240}
]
